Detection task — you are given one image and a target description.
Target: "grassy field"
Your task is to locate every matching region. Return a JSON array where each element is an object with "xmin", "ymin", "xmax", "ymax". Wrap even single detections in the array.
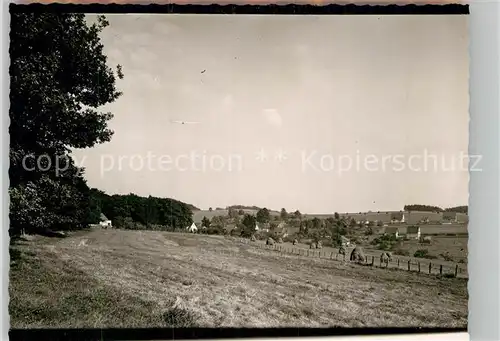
[
  {"xmin": 363, "ymin": 236, "xmax": 468, "ymax": 264},
  {"xmin": 9, "ymin": 229, "xmax": 467, "ymax": 329},
  {"xmin": 263, "ymin": 239, "xmax": 468, "ymax": 276}
]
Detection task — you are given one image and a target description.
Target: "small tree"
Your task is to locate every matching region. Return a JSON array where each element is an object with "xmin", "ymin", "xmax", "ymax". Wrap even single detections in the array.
[
  {"xmin": 293, "ymin": 210, "xmax": 302, "ymax": 220},
  {"xmin": 312, "ymin": 217, "xmax": 322, "ymax": 230},
  {"xmin": 238, "ymin": 209, "xmax": 245, "ymax": 216},
  {"xmin": 334, "ymin": 212, "xmax": 340, "ymax": 220},
  {"xmin": 201, "ymin": 216, "xmax": 211, "ymax": 228},
  {"xmin": 280, "ymin": 208, "xmax": 288, "ymax": 220},
  {"xmin": 256, "ymin": 207, "xmax": 271, "ymax": 223},
  {"xmin": 228, "ymin": 207, "xmax": 238, "ymax": 219},
  {"xmin": 241, "ymin": 214, "xmax": 256, "ymax": 238},
  {"xmin": 209, "ymin": 207, "xmax": 213, "ymax": 212},
  {"xmin": 349, "ymin": 218, "xmax": 357, "ymax": 228}
]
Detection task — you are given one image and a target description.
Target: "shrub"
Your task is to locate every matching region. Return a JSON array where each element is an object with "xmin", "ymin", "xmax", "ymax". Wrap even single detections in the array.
[
  {"xmin": 440, "ymin": 252, "xmax": 454, "ymax": 262},
  {"xmin": 377, "ymin": 241, "xmax": 392, "ymax": 251},
  {"xmin": 414, "ymin": 249, "xmax": 437, "ymax": 259},
  {"xmin": 413, "ymin": 249, "xmax": 428, "ymax": 258},
  {"xmin": 393, "ymin": 248, "xmax": 410, "ymax": 256}
]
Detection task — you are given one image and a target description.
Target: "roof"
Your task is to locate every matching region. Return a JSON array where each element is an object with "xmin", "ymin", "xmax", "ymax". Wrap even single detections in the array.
[{"xmin": 100, "ymin": 213, "xmax": 109, "ymax": 221}]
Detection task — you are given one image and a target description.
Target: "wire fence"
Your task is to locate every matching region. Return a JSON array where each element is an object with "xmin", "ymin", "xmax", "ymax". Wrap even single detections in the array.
[{"xmin": 231, "ymin": 237, "xmax": 468, "ymax": 279}]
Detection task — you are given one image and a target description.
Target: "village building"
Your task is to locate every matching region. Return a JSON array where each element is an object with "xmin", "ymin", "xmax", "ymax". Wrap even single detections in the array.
[
  {"xmin": 186, "ymin": 222, "xmax": 198, "ymax": 233},
  {"xmin": 99, "ymin": 213, "xmax": 112, "ymax": 228}
]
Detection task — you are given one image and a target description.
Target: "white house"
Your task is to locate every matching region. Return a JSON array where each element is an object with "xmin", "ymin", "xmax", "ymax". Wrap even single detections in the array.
[
  {"xmin": 186, "ymin": 222, "xmax": 198, "ymax": 233},
  {"xmin": 255, "ymin": 223, "xmax": 259, "ymax": 231},
  {"xmin": 99, "ymin": 213, "xmax": 112, "ymax": 228}
]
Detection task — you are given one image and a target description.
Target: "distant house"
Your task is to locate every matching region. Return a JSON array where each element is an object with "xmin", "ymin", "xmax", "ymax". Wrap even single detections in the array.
[
  {"xmin": 186, "ymin": 222, "xmax": 198, "ymax": 233},
  {"xmin": 406, "ymin": 226, "xmax": 421, "ymax": 240},
  {"xmin": 272, "ymin": 222, "xmax": 289, "ymax": 238},
  {"xmin": 255, "ymin": 223, "xmax": 259, "ymax": 231},
  {"xmin": 385, "ymin": 226, "xmax": 400, "ymax": 238},
  {"xmin": 99, "ymin": 214, "xmax": 112, "ymax": 228}
]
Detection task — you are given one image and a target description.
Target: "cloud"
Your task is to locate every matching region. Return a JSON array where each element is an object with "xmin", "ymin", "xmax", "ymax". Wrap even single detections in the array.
[{"xmin": 262, "ymin": 108, "xmax": 282, "ymax": 127}]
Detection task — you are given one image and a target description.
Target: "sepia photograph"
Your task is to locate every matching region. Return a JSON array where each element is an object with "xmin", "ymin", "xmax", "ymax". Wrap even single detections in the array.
[{"xmin": 9, "ymin": 7, "xmax": 469, "ymax": 332}]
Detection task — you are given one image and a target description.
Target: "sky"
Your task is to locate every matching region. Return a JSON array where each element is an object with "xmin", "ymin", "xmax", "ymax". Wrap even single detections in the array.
[{"xmin": 73, "ymin": 14, "xmax": 470, "ymax": 214}]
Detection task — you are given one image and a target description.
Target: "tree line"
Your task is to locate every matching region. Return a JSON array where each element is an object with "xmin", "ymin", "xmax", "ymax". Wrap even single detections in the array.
[
  {"xmin": 89, "ymin": 189, "xmax": 193, "ymax": 231},
  {"xmin": 404, "ymin": 205, "xmax": 468, "ymax": 214}
]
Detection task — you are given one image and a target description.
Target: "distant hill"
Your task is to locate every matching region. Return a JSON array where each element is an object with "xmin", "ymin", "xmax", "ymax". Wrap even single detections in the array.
[
  {"xmin": 227, "ymin": 205, "xmax": 262, "ymax": 211},
  {"xmin": 404, "ymin": 205, "xmax": 443, "ymax": 212},
  {"xmin": 445, "ymin": 206, "xmax": 468, "ymax": 214}
]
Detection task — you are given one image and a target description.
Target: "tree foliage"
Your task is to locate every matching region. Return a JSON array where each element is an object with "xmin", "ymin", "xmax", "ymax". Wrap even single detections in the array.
[
  {"xmin": 404, "ymin": 204, "xmax": 443, "ymax": 212},
  {"xmin": 201, "ymin": 216, "xmax": 211, "ymax": 228},
  {"xmin": 256, "ymin": 208, "xmax": 270, "ymax": 223},
  {"xmin": 445, "ymin": 206, "xmax": 468, "ymax": 214},
  {"xmin": 240, "ymin": 214, "xmax": 256, "ymax": 238},
  {"xmin": 9, "ymin": 13, "xmax": 123, "ymax": 235},
  {"xmin": 280, "ymin": 208, "xmax": 288, "ymax": 220},
  {"xmin": 91, "ymin": 190, "xmax": 193, "ymax": 230}
]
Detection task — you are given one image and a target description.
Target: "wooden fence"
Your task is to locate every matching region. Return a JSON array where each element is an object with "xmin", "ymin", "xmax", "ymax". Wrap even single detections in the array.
[{"xmin": 233, "ymin": 238, "xmax": 467, "ymax": 279}]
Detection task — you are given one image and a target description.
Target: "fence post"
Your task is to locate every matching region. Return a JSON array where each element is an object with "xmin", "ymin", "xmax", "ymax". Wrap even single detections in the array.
[
  {"xmin": 307, "ymin": 250, "xmax": 309, "ymax": 257},
  {"xmin": 330, "ymin": 252, "xmax": 333, "ymax": 259},
  {"xmin": 439, "ymin": 264, "xmax": 443, "ymax": 275},
  {"xmin": 371, "ymin": 256, "xmax": 374, "ymax": 266},
  {"xmin": 343, "ymin": 254, "xmax": 346, "ymax": 262},
  {"xmin": 429, "ymin": 262, "xmax": 432, "ymax": 274},
  {"xmin": 407, "ymin": 260, "xmax": 411, "ymax": 271},
  {"xmin": 418, "ymin": 262, "xmax": 421, "ymax": 273},
  {"xmin": 397, "ymin": 259, "xmax": 400, "ymax": 268},
  {"xmin": 455, "ymin": 264, "xmax": 458, "ymax": 277},
  {"xmin": 379, "ymin": 257, "xmax": 382, "ymax": 267},
  {"xmin": 336, "ymin": 253, "xmax": 338, "ymax": 260}
]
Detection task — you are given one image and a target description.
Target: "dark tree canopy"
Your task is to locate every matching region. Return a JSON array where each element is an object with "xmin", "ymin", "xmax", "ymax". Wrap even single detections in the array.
[
  {"xmin": 10, "ymin": 14, "xmax": 121, "ymax": 158},
  {"xmin": 445, "ymin": 206, "xmax": 468, "ymax": 214},
  {"xmin": 404, "ymin": 205, "xmax": 443, "ymax": 212},
  {"xmin": 256, "ymin": 208, "xmax": 270, "ymax": 223},
  {"xmin": 280, "ymin": 208, "xmax": 288, "ymax": 220},
  {"xmin": 9, "ymin": 13, "xmax": 123, "ymax": 235},
  {"xmin": 90, "ymin": 190, "xmax": 193, "ymax": 230}
]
